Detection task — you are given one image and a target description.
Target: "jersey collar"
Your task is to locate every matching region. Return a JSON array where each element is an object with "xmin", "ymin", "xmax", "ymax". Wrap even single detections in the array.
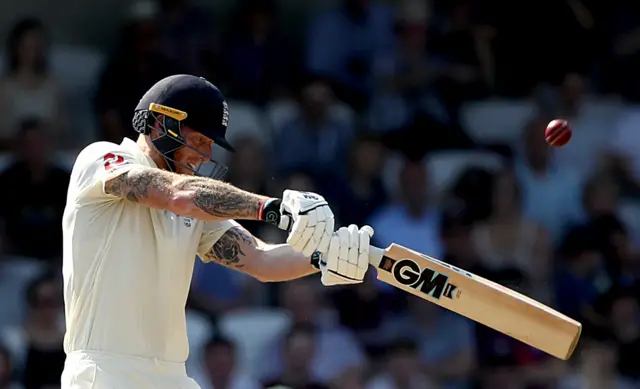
[{"xmin": 120, "ymin": 137, "xmax": 159, "ymax": 169}]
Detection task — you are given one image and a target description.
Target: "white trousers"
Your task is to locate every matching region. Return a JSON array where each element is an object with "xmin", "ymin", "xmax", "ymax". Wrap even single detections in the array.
[{"xmin": 61, "ymin": 351, "xmax": 201, "ymax": 389}]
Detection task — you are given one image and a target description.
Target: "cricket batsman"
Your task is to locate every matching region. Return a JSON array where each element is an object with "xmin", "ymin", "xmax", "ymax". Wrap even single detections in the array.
[{"xmin": 60, "ymin": 74, "xmax": 373, "ymax": 389}]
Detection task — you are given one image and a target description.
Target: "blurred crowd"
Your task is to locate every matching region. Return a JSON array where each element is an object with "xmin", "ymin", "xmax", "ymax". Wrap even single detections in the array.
[{"xmin": 0, "ymin": 0, "xmax": 640, "ymax": 388}]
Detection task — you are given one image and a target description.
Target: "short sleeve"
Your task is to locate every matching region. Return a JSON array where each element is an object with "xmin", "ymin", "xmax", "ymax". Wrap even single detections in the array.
[
  {"xmin": 196, "ymin": 219, "xmax": 242, "ymax": 261},
  {"xmin": 69, "ymin": 142, "xmax": 140, "ymax": 203}
]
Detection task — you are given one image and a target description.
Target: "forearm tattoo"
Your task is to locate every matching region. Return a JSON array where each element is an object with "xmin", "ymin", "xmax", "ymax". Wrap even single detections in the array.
[
  {"xmin": 204, "ymin": 227, "xmax": 255, "ymax": 268},
  {"xmin": 103, "ymin": 166, "xmax": 263, "ymax": 219},
  {"xmin": 190, "ymin": 182, "xmax": 261, "ymax": 219}
]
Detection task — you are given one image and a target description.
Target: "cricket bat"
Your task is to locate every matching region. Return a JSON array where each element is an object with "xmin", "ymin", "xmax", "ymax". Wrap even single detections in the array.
[{"xmin": 368, "ymin": 244, "xmax": 582, "ymax": 360}]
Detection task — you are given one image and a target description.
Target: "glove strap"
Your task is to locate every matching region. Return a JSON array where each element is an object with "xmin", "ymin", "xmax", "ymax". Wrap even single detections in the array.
[{"xmin": 310, "ymin": 251, "xmax": 322, "ymax": 270}]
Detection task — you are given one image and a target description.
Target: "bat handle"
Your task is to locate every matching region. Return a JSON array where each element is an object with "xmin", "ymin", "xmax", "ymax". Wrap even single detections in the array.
[{"xmin": 368, "ymin": 246, "xmax": 385, "ymax": 268}]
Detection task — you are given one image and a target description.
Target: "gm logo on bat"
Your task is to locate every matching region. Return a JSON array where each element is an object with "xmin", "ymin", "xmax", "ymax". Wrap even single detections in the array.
[{"xmin": 379, "ymin": 256, "xmax": 471, "ymax": 300}]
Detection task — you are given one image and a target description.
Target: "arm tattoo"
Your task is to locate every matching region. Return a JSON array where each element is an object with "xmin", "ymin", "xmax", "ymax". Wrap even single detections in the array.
[
  {"xmin": 104, "ymin": 167, "xmax": 163, "ymax": 202},
  {"xmin": 204, "ymin": 227, "xmax": 255, "ymax": 268},
  {"xmin": 190, "ymin": 183, "xmax": 261, "ymax": 219},
  {"xmin": 103, "ymin": 166, "xmax": 264, "ymax": 220}
]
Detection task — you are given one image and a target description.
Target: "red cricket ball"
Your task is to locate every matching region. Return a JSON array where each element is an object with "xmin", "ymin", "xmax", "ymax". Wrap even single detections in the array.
[{"xmin": 545, "ymin": 119, "xmax": 572, "ymax": 147}]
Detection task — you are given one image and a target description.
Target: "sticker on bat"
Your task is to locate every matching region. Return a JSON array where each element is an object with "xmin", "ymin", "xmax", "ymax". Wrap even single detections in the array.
[{"xmin": 379, "ymin": 257, "xmax": 459, "ymax": 300}]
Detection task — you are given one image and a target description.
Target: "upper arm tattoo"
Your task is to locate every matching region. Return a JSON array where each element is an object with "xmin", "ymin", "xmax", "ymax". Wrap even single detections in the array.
[
  {"xmin": 104, "ymin": 167, "xmax": 170, "ymax": 203},
  {"xmin": 204, "ymin": 227, "xmax": 256, "ymax": 268}
]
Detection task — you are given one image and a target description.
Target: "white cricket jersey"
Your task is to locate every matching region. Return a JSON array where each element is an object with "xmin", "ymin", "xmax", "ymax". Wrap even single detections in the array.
[{"xmin": 62, "ymin": 137, "xmax": 238, "ymax": 362}]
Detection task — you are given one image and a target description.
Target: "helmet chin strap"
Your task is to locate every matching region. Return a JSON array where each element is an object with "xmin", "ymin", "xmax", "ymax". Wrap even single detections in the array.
[{"xmin": 161, "ymin": 153, "xmax": 178, "ymax": 172}]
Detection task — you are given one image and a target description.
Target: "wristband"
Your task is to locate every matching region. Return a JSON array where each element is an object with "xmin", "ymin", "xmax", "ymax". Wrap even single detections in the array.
[{"xmin": 258, "ymin": 198, "xmax": 282, "ymax": 226}]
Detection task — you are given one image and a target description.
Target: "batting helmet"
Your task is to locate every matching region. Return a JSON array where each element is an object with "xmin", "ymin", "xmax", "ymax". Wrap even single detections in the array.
[{"xmin": 132, "ymin": 74, "xmax": 234, "ymax": 179}]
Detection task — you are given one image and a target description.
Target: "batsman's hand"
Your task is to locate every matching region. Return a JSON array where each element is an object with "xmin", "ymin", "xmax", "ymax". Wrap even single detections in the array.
[
  {"xmin": 277, "ymin": 189, "xmax": 335, "ymax": 257},
  {"xmin": 316, "ymin": 225, "xmax": 374, "ymax": 286}
]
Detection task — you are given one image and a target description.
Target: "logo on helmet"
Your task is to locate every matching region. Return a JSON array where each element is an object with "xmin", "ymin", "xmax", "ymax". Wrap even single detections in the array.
[
  {"xmin": 149, "ymin": 103, "xmax": 188, "ymax": 121},
  {"xmin": 222, "ymin": 101, "xmax": 229, "ymax": 127}
]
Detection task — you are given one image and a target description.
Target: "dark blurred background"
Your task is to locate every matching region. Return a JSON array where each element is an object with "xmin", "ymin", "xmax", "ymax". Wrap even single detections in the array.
[{"xmin": 0, "ymin": 0, "xmax": 639, "ymax": 388}]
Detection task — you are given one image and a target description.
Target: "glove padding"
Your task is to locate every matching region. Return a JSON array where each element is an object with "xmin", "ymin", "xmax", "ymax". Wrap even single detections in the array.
[
  {"xmin": 281, "ymin": 189, "xmax": 335, "ymax": 257},
  {"xmin": 319, "ymin": 225, "xmax": 374, "ymax": 286}
]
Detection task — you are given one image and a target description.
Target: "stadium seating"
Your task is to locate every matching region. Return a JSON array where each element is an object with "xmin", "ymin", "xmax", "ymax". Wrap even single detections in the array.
[{"xmin": 460, "ymin": 99, "xmax": 537, "ymax": 145}]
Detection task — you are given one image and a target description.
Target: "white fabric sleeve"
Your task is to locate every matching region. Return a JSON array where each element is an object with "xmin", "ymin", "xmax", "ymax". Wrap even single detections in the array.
[
  {"xmin": 70, "ymin": 142, "xmax": 141, "ymax": 204},
  {"xmin": 196, "ymin": 219, "xmax": 242, "ymax": 262}
]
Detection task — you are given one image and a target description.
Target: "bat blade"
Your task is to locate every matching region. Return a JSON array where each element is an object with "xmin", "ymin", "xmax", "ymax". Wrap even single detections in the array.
[{"xmin": 369, "ymin": 244, "xmax": 582, "ymax": 360}]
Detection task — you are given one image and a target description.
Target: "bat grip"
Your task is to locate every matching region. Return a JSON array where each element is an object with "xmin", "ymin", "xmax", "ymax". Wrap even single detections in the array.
[{"xmin": 368, "ymin": 246, "xmax": 385, "ymax": 268}]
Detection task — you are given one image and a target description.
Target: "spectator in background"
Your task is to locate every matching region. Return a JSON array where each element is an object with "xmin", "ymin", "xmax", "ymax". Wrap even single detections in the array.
[
  {"xmin": 331, "ymin": 367, "xmax": 366, "ymax": 389},
  {"xmin": 262, "ymin": 326, "xmax": 329, "ymax": 389},
  {"xmin": 0, "ymin": 18, "xmax": 68, "ymax": 149},
  {"xmin": 0, "ymin": 345, "xmax": 20, "ymax": 389},
  {"xmin": 324, "ymin": 133, "xmax": 388, "ymax": 227},
  {"xmin": 546, "ymin": 73, "xmax": 615, "ymax": 177},
  {"xmin": 608, "ymin": 102, "xmax": 640, "ymax": 198},
  {"xmin": 368, "ymin": 0, "xmax": 445, "ymax": 133},
  {"xmin": 226, "ymin": 136, "xmax": 272, "ymax": 237},
  {"xmin": 471, "ymin": 169, "xmax": 551, "ymax": 301},
  {"xmin": 257, "ymin": 280, "xmax": 365, "ymax": 385},
  {"xmin": 1, "ymin": 273, "xmax": 64, "ymax": 389},
  {"xmin": 478, "ymin": 354, "xmax": 524, "ymax": 389},
  {"xmin": 195, "ymin": 336, "xmax": 260, "ymax": 389},
  {"xmin": 328, "ymin": 275, "xmax": 387, "ymax": 357},
  {"xmin": 557, "ymin": 333, "xmax": 636, "ymax": 389},
  {"xmin": 95, "ymin": 1, "xmax": 179, "ymax": 142},
  {"xmin": 158, "ymin": 0, "xmax": 218, "ymax": 78},
  {"xmin": 577, "ymin": 176, "xmax": 640, "ymax": 286},
  {"xmin": 555, "ymin": 225, "xmax": 611, "ymax": 326},
  {"xmin": 595, "ymin": 286, "xmax": 640, "ymax": 382},
  {"xmin": 273, "ymin": 78, "xmax": 354, "ymax": 177},
  {"xmin": 589, "ymin": 215, "xmax": 639, "ymax": 288},
  {"xmin": 368, "ymin": 160, "xmax": 442, "ymax": 273},
  {"xmin": 382, "ymin": 298, "xmax": 475, "ymax": 389},
  {"xmin": 221, "ymin": 0, "xmax": 293, "ymax": 104},
  {"xmin": 366, "ymin": 339, "xmax": 436, "ymax": 389},
  {"xmin": 0, "ymin": 119, "xmax": 69, "ymax": 263},
  {"xmin": 305, "ymin": 0, "xmax": 395, "ymax": 110},
  {"xmin": 428, "ymin": 0, "xmax": 488, "ymax": 116},
  {"xmin": 188, "ymin": 258, "xmax": 256, "ymax": 322},
  {"xmin": 514, "ymin": 116, "xmax": 584, "ymax": 242},
  {"xmin": 581, "ymin": 174, "xmax": 620, "ymax": 220},
  {"xmin": 439, "ymin": 204, "xmax": 494, "ymax": 279},
  {"xmin": 448, "ymin": 167, "xmax": 494, "ymax": 223},
  {"xmin": 607, "ymin": 1, "xmax": 640, "ymax": 101},
  {"xmin": 474, "ymin": 1, "xmax": 597, "ymax": 97}
]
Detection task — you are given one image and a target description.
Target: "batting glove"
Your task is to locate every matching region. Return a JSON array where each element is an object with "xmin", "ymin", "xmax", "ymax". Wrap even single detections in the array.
[
  {"xmin": 260, "ymin": 190, "xmax": 335, "ymax": 257},
  {"xmin": 315, "ymin": 225, "xmax": 374, "ymax": 286}
]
